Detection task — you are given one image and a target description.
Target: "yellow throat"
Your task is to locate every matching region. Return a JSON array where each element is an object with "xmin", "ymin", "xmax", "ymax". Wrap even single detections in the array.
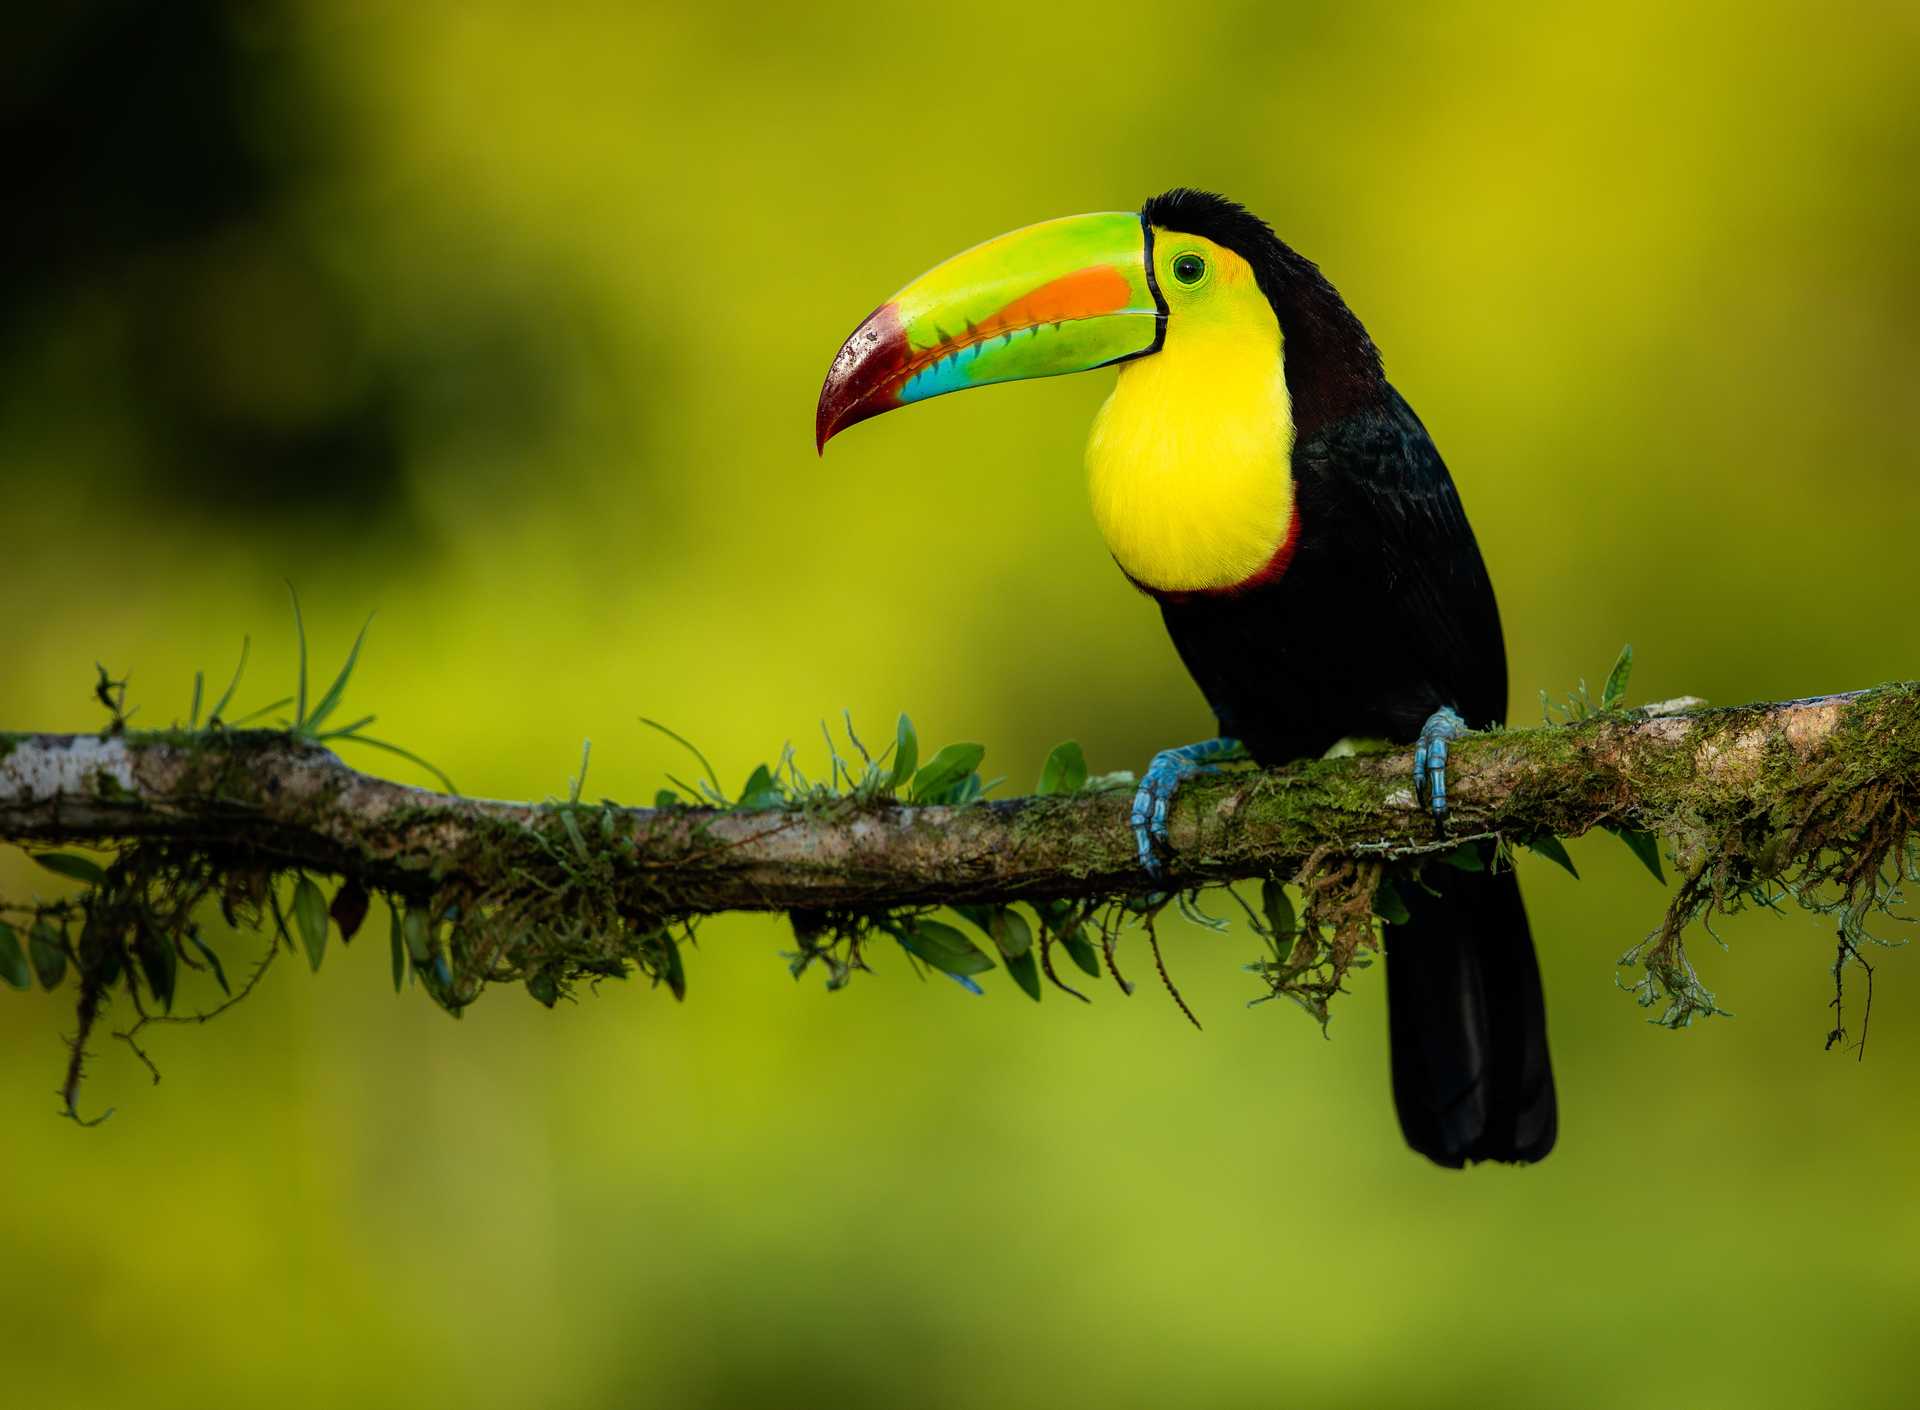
[{"xmin": 1085, "ymin": 235, "xmax": 1294, "ymax": 593}]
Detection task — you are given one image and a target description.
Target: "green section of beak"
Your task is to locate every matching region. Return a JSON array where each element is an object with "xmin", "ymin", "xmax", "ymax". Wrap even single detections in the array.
[{"xmin": 817, "ymin": 211, "xmax": 1164, "ymax": 449}]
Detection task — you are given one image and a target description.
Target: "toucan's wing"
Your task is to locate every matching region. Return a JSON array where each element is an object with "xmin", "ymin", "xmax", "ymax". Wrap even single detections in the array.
[{"xmin": 1292, "ymin": 386, "xmax": 1508, "ymax": 728}]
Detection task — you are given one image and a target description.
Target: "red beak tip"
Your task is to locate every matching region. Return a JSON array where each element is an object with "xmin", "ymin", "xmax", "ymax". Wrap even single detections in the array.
[{"xmin": 814, "ymin": 302, "xmax": 907, "ymax": 455}]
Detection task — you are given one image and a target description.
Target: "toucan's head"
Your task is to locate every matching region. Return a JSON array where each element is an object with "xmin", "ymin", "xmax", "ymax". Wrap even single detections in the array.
[{"xmin": 815, "ymin": 189, "xmax": 1382, "ymax": 453}]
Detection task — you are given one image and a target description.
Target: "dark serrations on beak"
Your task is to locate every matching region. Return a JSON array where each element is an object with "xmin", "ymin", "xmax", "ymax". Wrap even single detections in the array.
[{"xmin": 816, "ymin": 302, "xmax": 910, "ymax": 452}]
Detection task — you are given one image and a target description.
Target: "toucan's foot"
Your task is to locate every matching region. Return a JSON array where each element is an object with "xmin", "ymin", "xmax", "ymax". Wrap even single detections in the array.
[
  {"xmin": 1413, "ymin": 706, "xmax": 1469, "ymax": 821},
  {"xmin": 1131, "ymin": 737, "xmax": 1243, "ymax": 877}
]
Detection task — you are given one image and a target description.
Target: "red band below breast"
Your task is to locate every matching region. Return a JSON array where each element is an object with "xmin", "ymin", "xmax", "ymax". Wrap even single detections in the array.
[{"xmin": 1129, "ymin": 503, "xmax": 1302, "ymax": 604}]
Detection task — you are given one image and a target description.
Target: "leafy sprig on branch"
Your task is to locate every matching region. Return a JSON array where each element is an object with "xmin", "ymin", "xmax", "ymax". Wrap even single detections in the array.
[{"xmin": 3, "ymin": 603, "xmax": 1914, "ymax": 1123}]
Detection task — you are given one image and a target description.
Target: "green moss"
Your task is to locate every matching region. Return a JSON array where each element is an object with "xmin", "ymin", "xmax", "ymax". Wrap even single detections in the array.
[
  {"xmin": 91, "ymin": 770, "xmax": 136, "ymax": 803},
  {"xmin": 12, "ymin": 678, "xmax": 1920, "ymax": 1121},
  {"xmin": 1005, "ymin": 795, "xmax": 1108, "ymax": 875},
  {"xmin": 1607, "ymin": 684, "xmax": 1920, "ymax": 1030}
]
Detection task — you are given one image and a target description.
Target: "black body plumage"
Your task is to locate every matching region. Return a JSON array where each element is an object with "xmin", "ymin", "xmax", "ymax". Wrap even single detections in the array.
[{"xmin": 1145, "ymin": 190, "xmax": 1557, "ymax": 1166}]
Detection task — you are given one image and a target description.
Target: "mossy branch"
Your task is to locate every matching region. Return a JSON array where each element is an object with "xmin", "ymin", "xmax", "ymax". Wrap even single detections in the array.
[
  {"xmin": 2, "ymin": 687, "xmax": 1913, "ymax": 910},
  {"xmin": 3, "ymin": 683, "xmax": 1916, "ymax": 1121}
]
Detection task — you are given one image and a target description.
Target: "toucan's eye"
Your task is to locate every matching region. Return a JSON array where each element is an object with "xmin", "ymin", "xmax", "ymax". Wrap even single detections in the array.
[{"xmin": 1172, "ymin": 253, "xmax": 1207, "ymax": 286}]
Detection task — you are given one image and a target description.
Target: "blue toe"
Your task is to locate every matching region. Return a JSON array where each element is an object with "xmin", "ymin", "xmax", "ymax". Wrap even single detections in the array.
[
  {"xmin": 1413, "ymin": 707, "xmax": 1468, "ymax": 821},
  {"xmin": 1130, "ymin": 736, "xmax": 1242, "ymax": 877}
]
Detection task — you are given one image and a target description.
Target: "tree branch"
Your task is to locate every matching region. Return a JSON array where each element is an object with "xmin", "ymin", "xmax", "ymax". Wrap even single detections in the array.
[
  {"xmin": 4, "ymin": 685, "xmax": 1915, "ymax": 915},
  {"xmin": 6, "ymin": 681, "xmax": 1917, "ymax": 1117}
]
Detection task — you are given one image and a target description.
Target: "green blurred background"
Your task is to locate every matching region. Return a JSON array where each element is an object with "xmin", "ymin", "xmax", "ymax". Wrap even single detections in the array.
[{"xmin": 5, "ymin": 2, "xmax": 1919, "ymax": 1406}]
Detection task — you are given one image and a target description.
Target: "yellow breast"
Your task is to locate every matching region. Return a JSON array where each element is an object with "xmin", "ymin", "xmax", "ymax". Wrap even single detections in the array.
[{"xmin": 1084, "ymin": 258, "xmax": 1294, "ymax": 594}]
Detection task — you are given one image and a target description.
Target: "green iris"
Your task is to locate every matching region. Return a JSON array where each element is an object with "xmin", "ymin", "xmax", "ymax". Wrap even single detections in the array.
[{"xmin": 1172, "ymin": 253, "xmax": 1206, "ymax": 285}]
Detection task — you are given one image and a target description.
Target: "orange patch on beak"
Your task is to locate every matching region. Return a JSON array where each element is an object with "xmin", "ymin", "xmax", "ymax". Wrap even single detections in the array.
[{"xmin": 899, "ymin": 264, "xmax": 1136, "ymax": 381}]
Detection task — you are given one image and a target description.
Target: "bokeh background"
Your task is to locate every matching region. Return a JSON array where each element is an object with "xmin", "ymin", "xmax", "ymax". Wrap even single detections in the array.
[{"xmin": 5, "ymin": 2, "xmax": 1920, "ymax": 1406}]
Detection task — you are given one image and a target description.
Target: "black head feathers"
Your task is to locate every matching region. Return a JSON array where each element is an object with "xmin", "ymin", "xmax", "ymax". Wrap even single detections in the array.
[
  {"xmin": 1141, "ymin": 188, "xmax": 1290, "ymax": 273},
  {"xmin": 1141, "ymin": 188, "xmax": 1386, "ymax": 434}
]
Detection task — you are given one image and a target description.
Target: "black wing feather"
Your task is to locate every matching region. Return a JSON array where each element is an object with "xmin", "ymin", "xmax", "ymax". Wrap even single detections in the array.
[
  {"xmin": 1158, "ymin": 386, "xmax": 1505, "ymax": 760},
  {"xmin": 1156, "ymin": 389, "xmax": 1555, "ymax": 1166}
]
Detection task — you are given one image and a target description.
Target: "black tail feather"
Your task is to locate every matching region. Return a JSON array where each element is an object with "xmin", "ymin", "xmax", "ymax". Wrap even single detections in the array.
[{"xmin": 1383, "ymin": 858, "xmax": 1556, "ymax": 1167}]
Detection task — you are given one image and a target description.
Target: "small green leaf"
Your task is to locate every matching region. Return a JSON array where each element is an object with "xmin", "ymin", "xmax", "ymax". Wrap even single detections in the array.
[
  {"xmin": 80, "ymin": 911, "xmax": 123, "ymax": 989},
  {"xmin": 735, "ymin": 763, "xmax": 784, "ymax": 811},
  {"xmin": 317, "ymin": 716, "xmax": 380, "ymax": 745},
  {"xmin": 910, "ymin": 743, "xmax": 986, "ymax": 803},
  {"xmin": 206, "ymin": 635, "xmax": 250, "ymax": 724},
  {"xmin": 560, "ymin": 808, "xmax": 591, "ymax": 859},
  {"xmin": 1372, "ymin": 878, "xmax": 1412, "ymax": 927},
  {"xmin": 304, "ymin": 612, "xmax": 375, "ymax": 734},
  {"xmin": 1004, "ymin": 948, "xmax": 1042, "ymax": 1001},
  {"xmin": 96, "ymin": 944, "xmax": 123, "ymax": 989},
  {"xmin": 185, "ymin": 928, "xmax": 229, "ymax": 996},
  {"xmin": 1611, "ymin": 826, "xmax": 1667, "ymax": 884},
  {"xmin": 889, "ymin": 714, "xmax": 919, "ymax": 791},
  {"xmin": 330, "ymin": 878, "xmax": 370, "ymax": 944},
  {"xmin": 389, "ymin": 910, "xmax": 407, "ymax": 992},
  {"xmin": 1261, "ymin": 880, "xmax": 1296, "ymax": 941},
  {"xmin": 30, "ymin": 921, "xmax": 68, "ymax": 990},
  {"xmin": 639, "ymin": 717, "xmax": 723, "ymax": 796},
  {"xmin": 135, "ymin": 921, "xmax": 176, "ymax": 1011},
  {"xmin": 1601, "ymin": 644, "xmax": 1634, "ymax": 712},
  {"xmin": 653, "ymin": 788, "xmax": 680, "ymax": 809},
  {"xmin": 0, "ymin": 923, "xmax": 29, "ymax": 990},
  {"xmin": 568, "ymin": 738, "xmax": 592, "ymax": 805},
  {"xmin": 1060, "ymin": 925, "xmax": 1101, "ymax": 977},
  {"xmin": 896, "ymin": 918, "xmax": 996, "ymax": 977},
  {"xmin": 288, "ymin": 582, "xmax": 310, "ymax": 728},
  {"xmin": 225, "ymin": 696, "xmax": 294, "ymax": 728},
  {"xmin": 526, "ymin": 971, "xmax": 560, "ymax": 1007},
  {"xmin": 961, "ymin": 904, "xmax": 1034, "ymax": 960},
  {"xmin": 33, "ymin": 852, "xmax": 105, "ymax": 886},
  {"xmin": 654, "ymin": 932, "xmax": 687, "ymax": 1001},
  {"xmin": 292, "ymin": 875, "xmax": 329, "ymax": 971},
  {"xmin": 1522, "ymin": 834, "xmax": 1580, "ymax": 879},
  {"xmin": 1439, "ymin": 843, "xmax": 1486, "ymax": 872},
  {"xmin": 992, "ymin": 906, "xmax": 1033, "ymax": 960},
  {"xmin": 402, "ymin": 907, "xmax": 432, "ymax": 964},
  {"xmin": 1036, "ymin": 741, "xmax": 1088, "ymax": 797},
  {"xmin": 939, "ymin": 771, "xmax": 985, "ymax": 806},
  {"xmin": 329, "ymin": 734, "xmax": 458, "ymax": 794}
]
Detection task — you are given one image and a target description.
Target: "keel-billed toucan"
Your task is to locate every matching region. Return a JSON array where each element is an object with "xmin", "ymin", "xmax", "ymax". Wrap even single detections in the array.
[{"xmin": 816, "ymin": 189, "xmax": 1555, "ymax": 1167}]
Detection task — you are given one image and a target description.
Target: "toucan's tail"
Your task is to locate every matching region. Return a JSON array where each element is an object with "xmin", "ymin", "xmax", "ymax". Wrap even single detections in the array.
[{"xmin": 1383, "ymin": 857, "xmax": 1556, "ymax": 1166}]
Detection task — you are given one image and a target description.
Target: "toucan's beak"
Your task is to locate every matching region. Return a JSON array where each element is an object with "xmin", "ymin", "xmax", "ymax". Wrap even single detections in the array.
[{"xmin": 816, "ymin": 211, "xmax": 1165, "ymax": 451}]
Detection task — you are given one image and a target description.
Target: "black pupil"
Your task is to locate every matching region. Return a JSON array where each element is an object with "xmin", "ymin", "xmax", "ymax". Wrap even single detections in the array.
[{"xmin": 1175, "ymin": 255, "xmax": 1204, "ymax": 283}]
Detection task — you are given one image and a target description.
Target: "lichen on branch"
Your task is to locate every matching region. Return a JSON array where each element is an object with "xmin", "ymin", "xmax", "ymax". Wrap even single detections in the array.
[{"xmin": 4, "ymin": 677, "xmax": 1918, "ymax": 1121}]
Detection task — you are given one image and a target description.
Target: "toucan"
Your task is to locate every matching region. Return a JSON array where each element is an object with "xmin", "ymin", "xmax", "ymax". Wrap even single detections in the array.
[{"xmin": 816, "ymin": 189, "xmax": 1555, "ymax": 1167}]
